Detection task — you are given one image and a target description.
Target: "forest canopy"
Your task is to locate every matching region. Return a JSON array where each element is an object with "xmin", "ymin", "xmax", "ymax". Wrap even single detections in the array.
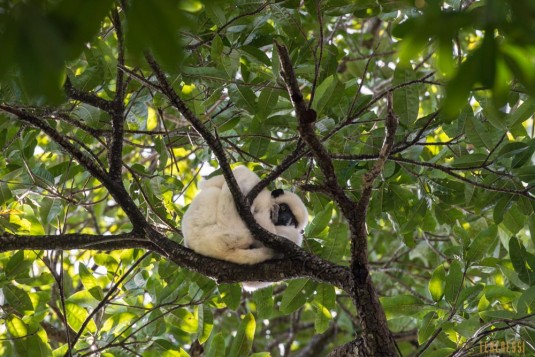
[{"xmin": 1, "ymin": 0, "xmax": 535, "ymax": 356}]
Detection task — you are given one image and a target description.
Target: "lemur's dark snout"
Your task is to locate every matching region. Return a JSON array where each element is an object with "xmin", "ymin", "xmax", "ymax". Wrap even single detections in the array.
[{"xmin": 271, "ymin": 189, "xmax": 284, "ymax": 198}]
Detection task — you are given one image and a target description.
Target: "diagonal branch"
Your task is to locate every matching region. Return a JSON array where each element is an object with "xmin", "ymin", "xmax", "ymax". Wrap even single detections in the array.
[
  {"xmin": 348, "ymin": 93, "xmax": 399, "ymax": 356},
  {"xmin": 145, "ymin": 53, "xmax": 297, "ymax": 252},
  {"xmin": 0, "ymin": 105, "xmax": 149, "ymax": 230},
  {"xmin": 274, "ymin": 41, "xmax": 353, "ymax": 214},
  {"xmin": 275, "ymin": 40, "xmax": 400, "ymax": 356},
  {"xmin": 145, "ymin": 54, "xmax": 352, "ymax": 292}
]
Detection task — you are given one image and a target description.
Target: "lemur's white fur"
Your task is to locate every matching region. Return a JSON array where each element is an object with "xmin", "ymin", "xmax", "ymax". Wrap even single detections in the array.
[{"xmin": 181, "ymin": 166, "xmax": 308, "ymax": 290}]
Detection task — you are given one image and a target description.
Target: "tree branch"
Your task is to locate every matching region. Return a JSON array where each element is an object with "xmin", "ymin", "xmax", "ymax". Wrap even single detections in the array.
[
  {"xmin": 0, "ymin": 232, "xmax": 352, "ymax": 292},
  {"xmin": 0, "ymin": 105, "xmax": 150, "ymax": 230},
  {"xmin": 274, "ymin": 41, "xmax": 354, "ymax": 214},
  {"xmin": 108, "ymin": 8, "xmax": 127, "ymax": 181}
]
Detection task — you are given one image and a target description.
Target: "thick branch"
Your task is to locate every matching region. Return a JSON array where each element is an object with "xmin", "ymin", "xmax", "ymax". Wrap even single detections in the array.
[
  {"xmin": 275, "ymin": 41, "xmax": 400, "ymax": 356},
  {"xmin": 349, "ymin": 94, "xmax": 399, "ymax": 356},
  {"xmin": 274, "ymin": 41, "xmax": 353, "ymax": 214},
  {"xmin": 146, "ymin": 54, "xmax": 302, "ymax": 252},
  {"xmin": 108, "ymin": 9, "xmax": 127, "ymax": 181},
  {"xmin": 0, "ymin": 232, "xmax": 352, "ymax": 292},
  {"xmin": 0, "ymin": 233, "xmax": 152, "ymax": 252},
  {"xmin": 64, "ymin": 77, "xmax": 113, "ymax": 112}
]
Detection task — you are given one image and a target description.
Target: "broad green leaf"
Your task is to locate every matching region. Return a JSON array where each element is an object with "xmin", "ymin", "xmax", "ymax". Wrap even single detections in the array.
[
  {"xmin": 466, "ymin": 225, "xmax": 498, "ymax": 264},
  {"xmin": 39, "ymin": 198, "xmax": 62, "ymax": 226},
  {"xmin": 228, "ymin": 313, "xmax": 255, "ymax": 357},
  {"xmin": 380, "ymin": 295, "xmax": 423, "ymax": 319},
  {"xmin": 484, "ymin": 285, "xmax": 519, "ymax": 304},
  {"xmin": 445, "ymin": 260, "xmax": 463, "ymax": 305},
  {"xmin": 428, "ymin": 264, "xmax": 446, "ymax": 302},
  {"xmin": 517, "ymin": 285, "xmax": 535, "ymax": 314},
  {"xmin": 205, "ymin": 333, "xmax": 226, "ymax": 357},
  {"xmin": 465, "ymin": 114, "xmax": 502, "ymax": 150},
  {"xmin": 418, "ymin": 311, "xmax": 437, "ymax": 344},
  {"xmin": 393, "ymin": 65, "xmax": 419, "ymax": 126},
  {"xmin": 229, "ymin": 84, "xmax": 257, "ymax": 113},
  {"xmin": 312, "ymin": 75, "xmax": 337, "ymax": 115},
  {"xmin": 65, "ymin": 302, "xmax": 96, "ymax": 333},
  {"xmin": 197, "ymin": 305, "xmax": 214, "ymax": 344},
  {"xmin": 218, "ymin": 283, "xmax": 242, "ymax": 310},
  {"xmin": 509, "ymin": 237, "xmax": 535, "ymax": 286},
  {"xmin": 79, "ymin": 264, "xmax": 104, "ymax": 300},
  {"xmin": 0, "ymin": 183, "xmax": 13, "ymax": 205},
  {"xmin": 312, "ymin": 284, "xmax": 335, "ymax": 333},
  {"xmin": 6, "ymin": 315, "xmax": 28, "ymax": 337},
  {"xmin": 320, "ymin": 222, "xmax": 349, "ymax": 262},
  {"xmin": 5, "ymin": 251, "xmax": 32, "ymax": 278},
  {"xmin": 455, "ymin": 284, "xmax": 484, "ymax": 309},
  {"xmin": 7, "ymin": 315, "xmax": 52, "ymax": 357},
  {"xmin": 507, "ymin": 98, "xmax": 535, "ymax": 127},
  {"xmin": 126, "ymin": 0, "xmax": 185, "ymax": 71},
  {"xmin": 503, "ymin": 205, "xmax": 525, "ymax": 234},
  {"xmin": 3, "ymin": 284, "xmax": 34, "ymax": 312},
  {"xmin": 257, "ymin": 88, "xmax": 280, "ymax": 120},
  {"xmin": 280, "ymin": 279, "xmax": 317, "ymax": 314},
  {"xmin": 306, "ymin": 203, "xmax": 333, "ymax": 237},
  {"xmin": 171, "ymin": 308, "xmax": 198, "ymax": 334},
  {"xmin": 253, "ymin": 285, "xmax": 274, "ymax": 319}
]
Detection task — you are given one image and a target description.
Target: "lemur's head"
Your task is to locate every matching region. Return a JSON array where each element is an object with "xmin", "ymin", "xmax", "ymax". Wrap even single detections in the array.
[{"xmin": 269, "ymin": 189, "xmax": 308, "ymax": 231}]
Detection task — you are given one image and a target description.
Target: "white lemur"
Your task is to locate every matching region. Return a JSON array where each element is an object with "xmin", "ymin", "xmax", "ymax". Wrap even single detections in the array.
[{"xmin": 181, "ymin": 166, "xmax": 308, "ymax": 290}]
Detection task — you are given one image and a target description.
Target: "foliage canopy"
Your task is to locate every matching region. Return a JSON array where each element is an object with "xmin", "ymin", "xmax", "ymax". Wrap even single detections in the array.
[{"xmin": 1, "ymin": 0, "xmax": 535, "ymax": 356}]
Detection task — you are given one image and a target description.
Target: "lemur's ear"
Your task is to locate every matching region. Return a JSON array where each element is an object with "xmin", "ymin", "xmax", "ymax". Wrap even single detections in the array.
[{"xmin": 271, "ymin": 189, "xmax": 284, "ymax": 198}]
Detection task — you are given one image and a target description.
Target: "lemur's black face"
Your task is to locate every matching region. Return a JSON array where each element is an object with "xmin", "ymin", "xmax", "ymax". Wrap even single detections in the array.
[
  {"xmin": 270, "ymin": 189, "xmax": 298, "ymax": 228},
  {"xmin": 276, "ymin": 203, "xmax": 298, "ymax": 227}
]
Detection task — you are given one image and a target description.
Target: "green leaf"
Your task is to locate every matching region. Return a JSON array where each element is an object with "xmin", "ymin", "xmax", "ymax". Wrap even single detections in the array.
[
  {"xmin": 418, "ymin": 311, "xmax": 437, "ymax": 345},
  {"xmin": 507, "ymin": 98, "xmax": 535, "ymax": 127},
  {"xmin": 218, "ymin": 283, "xmax": 242, "ymax": 310},
  {"xmin": 65, "ymin": 302, "xmax": 96, "ymax": 333},
  {"xmin": 509, "ymin": 236, "xmax": 535, "ymax": 286},
  {"xmin": 455, "ymin": 284, "xmax": 484, "ymax": 309},
  {"xmin": 126, "ymin": 0, "xmax": 186, "ymax": 71},
  {"xmin": 320, "ymin": 223, "xmax": 349, "ymax": 262},
  {"xmin": 228, "ymin": 313, "xmax": 255, "ymax": 357},
  {"xmin": 380, "ymin": 295, "xmax": 423, "ymax": 319},
  {"xmin": 517, "ymin": 285, "xmax": 535, "ymax": 314},
  {"xmin": 445, "ymin": 260, "xmax": 463, "ymax": 305},
  {"xmin": 465, "ymin": 114, "xmax": 501, "ymax": 150},
  {"xmin": 393, "ymin": 65, "xmax": 420, "ymax": 126},
  {"xmin": 79, "ymin": 264, "xmax": 104, "ymax": 300},
  {"xmin": 466, "ymin": 225, "xmax": 498, "ymax": 264},
  {"xmin": 253, "ymin": 286, "xmax": 274, "ymax": 319},
  {"xmin": 7, "ymin": 315, "xmax": 52, "ymax": 357},
  {"xmin": 3, "ymin": 285, "xmax": 34, "ymax": 312},
  {"xmin": 306, "ymin": 203, "xmax": 333, "ymax": 237},
  {"xmin": 312, "ymin": 75, "xmax": 337, "ymax": 116},
  {"xmin": 312, "ymin": 284, "xmax": 335, "ymax": 333},
  {"xmin": 256, "ymin": 88, "xmax": 280, "ymax": 120},
  {"xmin": 171, "ymin": 308, "xmax": 198, "ymax": 334},
  {"xmin": 229, "ymin": 84, "xmax": 257, "ymax": 113},
  {"xmin": 197, "ymin": 305, "xmax": 214, "ymax": 344},
  {"xmin": 5, "ymin": 251, "xmax": 32, "ymax": 279},
  {"xmin": 280, "ymin": 279, "xmax": 317, "ymax": 314},
  {"xmin": 0, "ymin": 183, "xmax": 13, "ymax": 205},
  {"xmin": 484, "ymin": 285, "xmax": 519, "ymax": 304},
  {"xmin": 205, "ymin": 333, "xmax": 226, "ymax": 357},
  {"xmin": 428, "ymin": 264, "xmax": 446, "ymax": 302},
  {"xmin": 39, "ymin": 198, "xmax": 62, "ymax": 226}
]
